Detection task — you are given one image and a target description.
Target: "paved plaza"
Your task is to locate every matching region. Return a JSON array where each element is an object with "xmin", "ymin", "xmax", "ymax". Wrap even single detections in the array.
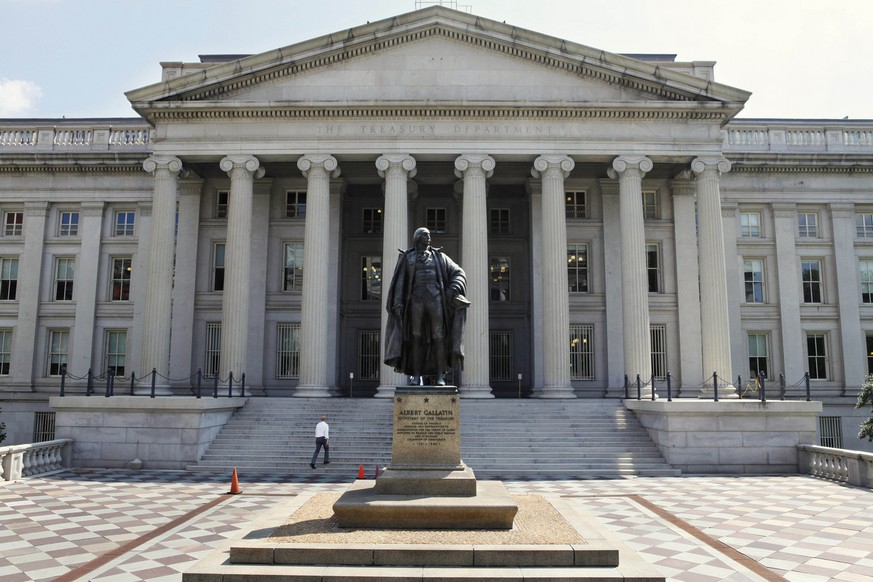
[{"xmin": 0, "ymin": 469, "xmax": 871, "ymax": 581}]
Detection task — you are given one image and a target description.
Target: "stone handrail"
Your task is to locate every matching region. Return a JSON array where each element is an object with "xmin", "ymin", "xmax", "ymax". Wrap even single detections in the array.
[
  {"xmin": 723, "ymin": 122, "xmax": 873, "ymax": 154},
  {"xmin": 797, "ymin": 444, "xmax": 873, "ymax": 488},
  {"xmin": 0, "ymin": 439, "xmax": 73, "ymax": 481},
  {"xmin": 0, "ymin": 122, "xmax": 152, "ymax": 152}
]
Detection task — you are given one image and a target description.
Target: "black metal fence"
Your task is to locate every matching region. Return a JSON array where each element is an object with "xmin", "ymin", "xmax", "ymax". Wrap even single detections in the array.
[
  {"xmin": 623, "ymin": 370, "xmax": 812, "ymax": 402},
  {"xmin": 58, "ymin": 367, "xmax": 246, "ymax": 398}
]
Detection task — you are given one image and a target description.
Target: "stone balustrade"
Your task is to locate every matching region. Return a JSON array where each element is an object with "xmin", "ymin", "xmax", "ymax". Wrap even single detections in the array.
[
  {"xmin": 723, "ymin": 122, "xmax": 873, "ymax": 153},
  {"xmin": 0, "ymin": 122, "xmax": 152, "ymax": 152},
  {"xmin": 797, "ymin": 444, "xmax": 873, "ymax": 489},
  {"xmin": 0, "ymin": 439, "xmax": 73, "ymax": 481}
]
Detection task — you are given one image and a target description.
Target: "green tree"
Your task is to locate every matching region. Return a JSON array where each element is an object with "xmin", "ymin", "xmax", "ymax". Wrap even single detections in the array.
[
  {"xmin": 0, "ymin": 407, "xmax": 6, "ymax": 444},
  {"xmin": 857, "ymin": 375, "xmax": 873, "ymax": 441}
]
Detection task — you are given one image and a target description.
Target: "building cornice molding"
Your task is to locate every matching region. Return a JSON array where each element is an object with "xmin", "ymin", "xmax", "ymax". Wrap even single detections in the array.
[
  {"xmin": 730, "ymin": 164, "xmax": 873, "ymax": 174},
  {"xmin": 0, "ymin": 163, "xmax": 146, "ymax": 174}
]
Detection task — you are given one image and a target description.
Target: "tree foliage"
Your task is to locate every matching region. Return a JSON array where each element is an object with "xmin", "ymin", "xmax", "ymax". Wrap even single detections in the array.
[
  {"xmin": 857, "ymin": 374, "xmax": 873, "ymax": 442},
  {"xmin": 0, "ymin": 407, "xmax": 6, "ymax": 445}
]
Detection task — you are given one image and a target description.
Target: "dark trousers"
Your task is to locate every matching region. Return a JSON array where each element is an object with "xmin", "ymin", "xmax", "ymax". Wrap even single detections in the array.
[{"xmin": 311, "ymin": 437, "xmax": 329, "ymax": 464}]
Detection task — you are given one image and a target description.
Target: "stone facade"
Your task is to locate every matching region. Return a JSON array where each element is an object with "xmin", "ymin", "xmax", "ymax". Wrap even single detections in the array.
[{"xmin": 0, "ymin": 6, "xmax": 872, "ymax": 452}]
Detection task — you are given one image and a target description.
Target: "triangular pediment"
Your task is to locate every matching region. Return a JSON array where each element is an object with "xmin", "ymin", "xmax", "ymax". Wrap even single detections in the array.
[{"xmin": 127, "ymin": 6, "xmax": 750, "ymax": 122}]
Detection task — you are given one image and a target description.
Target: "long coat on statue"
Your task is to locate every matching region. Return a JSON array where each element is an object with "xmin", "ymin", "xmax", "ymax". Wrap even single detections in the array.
[{"xmin": 384, "ymin": 247, "xmax": 468, "ymax": 376}]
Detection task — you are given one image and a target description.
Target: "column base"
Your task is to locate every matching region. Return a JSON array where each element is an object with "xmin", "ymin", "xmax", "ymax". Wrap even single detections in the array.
[
  {"xmin": 538, "ymin": 385, "xmax": 577, "ymax": 399},
  {"xmin": 459, "ymin": 384, "xmax": 494, "ymax": 398},
  {"xmin": 698, "ymin": 384, "xmax": 739, "ymax": 399},
  {"xmin": 293, "ymin": 385, "xmax": 332, "ymax": 398}
]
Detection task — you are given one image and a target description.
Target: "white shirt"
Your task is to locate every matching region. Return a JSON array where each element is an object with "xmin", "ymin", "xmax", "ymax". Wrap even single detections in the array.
[{"xmin": 315, "ymin": 421, "xmax": 329, "ymax": 439}]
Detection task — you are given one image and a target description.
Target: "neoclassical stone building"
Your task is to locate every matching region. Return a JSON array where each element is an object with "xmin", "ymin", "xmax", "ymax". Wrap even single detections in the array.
[{"xmin": 1, "ymin": 6, "xmax": 871, "ymax": 447}]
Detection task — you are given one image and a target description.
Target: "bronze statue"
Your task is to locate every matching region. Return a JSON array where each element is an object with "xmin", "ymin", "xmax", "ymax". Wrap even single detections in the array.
[{"xmin": 384, "ymin": 227, "xmax": 468, "ymax": 386}]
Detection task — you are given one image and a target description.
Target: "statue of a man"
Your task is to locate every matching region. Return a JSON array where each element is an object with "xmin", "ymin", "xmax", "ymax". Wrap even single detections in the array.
[{"xmin": 384, "ymin": 227, "xmax": 469, "ymax": 386}]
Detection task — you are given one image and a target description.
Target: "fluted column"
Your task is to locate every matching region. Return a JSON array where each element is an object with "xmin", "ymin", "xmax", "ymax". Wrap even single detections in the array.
[
  {"xmin": 376, "ymin": 154, "xmax": 416, "ymax": 397},
  {"xmin": 692, "ymin": 157, "xmax": 737, "ymax": 397},
  {"xmin": 532, "ymin": 155, "xmax": 576, "ymax": 398},
  {"xmin": 295, "ymin": 154, "xmax": 340, "ymax": 397},
  {"xmin": 169, "ymin": 180, "xmax": 203, "ymax": 383},
  {"xmin": 218, "ymin": 155, "xmax": 264, "ymax": 380},
  {"xmin": 140, "ymin": 156, "xmax": 182, "ymax": 379},
  {"xmin": 608, "ymin": 156, "xmax": 654, "ymax": 396},
  {"xmin": 456, "ymin": 154, "xmax": 495, "ymax": 398}
]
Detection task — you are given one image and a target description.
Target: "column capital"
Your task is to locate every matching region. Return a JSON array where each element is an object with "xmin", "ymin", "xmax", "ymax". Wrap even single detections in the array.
[
  {"xmin": 454, "ymin": 154, "xmax": 495, "ymax": 179},
  {"xmin": 531, "ymin": 155, "xmax": 574, "ymax": 179},
  {"xmin": 143, "ymin": 156, "xmax": 183, "ymax": 175},
  {"xmin": 24, "ymin": 200, "xmax": 49, "ymax": 216},
  {"xmin": 178, "ymin": 179, "xmax": 204, "ymax": 198},
  {"xmin": 691, "ymin": 156, "xmax": 731, "ymax": 175},
  {"xmin": 80, "ymin": 201, "xmax": 106, "ymax": 217},
  {"xmin": 524, "ymin": 178, "xmax": 542, "ymax": 196},
  {"xmin": 221, "ymin": 155, "xmax": 266, "ymax": 179},
  {"xmin": 297, "ymin": 154, "xmax": 340, "ymax": 179},
  {"xmin": 376, "ymin": 154, "xmax": 416, "ymax": 179},
  {"xmin": 607, "ymin": 155, "xmax": 652, "ymax": 179},
  {"xmin": 829, "ymin": 202, "xmax": 855, "ymax": 219},
  {"xmin": 669, "ymin": 178, "xmax": 697, "ymax": 198},
  {"xmin": 771, "ymin": 202, "xmax": 796, "ymax": 218}
]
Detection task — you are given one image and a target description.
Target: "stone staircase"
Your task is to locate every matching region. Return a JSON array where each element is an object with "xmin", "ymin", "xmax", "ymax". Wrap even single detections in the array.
[{"xmin": 189, "ymin": 398, "xmax": 680, "ymax": 478}]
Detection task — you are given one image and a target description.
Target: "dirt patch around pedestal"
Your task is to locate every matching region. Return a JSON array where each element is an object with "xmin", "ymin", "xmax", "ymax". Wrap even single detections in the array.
[{"xmin": 268, "ymin": 494, "xmax": 584, "ymax": 545}]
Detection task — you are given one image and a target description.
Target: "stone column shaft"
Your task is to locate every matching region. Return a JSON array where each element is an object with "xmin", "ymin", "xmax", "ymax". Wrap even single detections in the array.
[
  {"xmin": 456, "ymin": 154, "xmax": 495, "ymax": 398},
  {"xmin": 693, "ymin": 157, "xmax": 737, "ymax": 397},
  {"xmin": 831, "ymin": 203, "xmax": 864, "ymax": 394},
  {"xmin": 533, "ymin": 155, "xmax": 575, "ymax": 398},
  {"xmin": 600, "ymin": 180, "xmax": 626, "ymax": 395},
  {"xmin": 376, "ymin": 154, "xmax": 416, "ymax": 397},
  {"xmin": 296, "ymin": 155, "xmax": 340, "ymax": 397},
  {"xmin": 219, "ymin": 155, "xmax": 264, "ymax": 380},
  {"xmin": 140, "ymin": 156, "xmax": 182, "ymax": 378},
  {"xmin": 773, "ymin": 203, "xmax": 805, "ymax": 382},
  {"xmin": 671, "ymin": 179, "xmax": 703, "ymax": 392},
  {"xmin": 70, "ymin": 201, "xmax": 104, "ymax": 374}
]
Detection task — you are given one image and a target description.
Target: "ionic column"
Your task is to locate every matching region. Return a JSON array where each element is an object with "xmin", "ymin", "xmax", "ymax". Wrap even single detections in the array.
[
  {"xmin": 218, "ymin": 155, "xmax": 265, "ymax": 380},
  {"xmin": 375, "ymin": 154, "xmax": 416, "ymax": 397},
  {"xmin": 140, "ymin": 156, "xmax": 183, "ymax": 379},
  {"xmin": 692, "ymin": 157, "xmax": 737, "ymax": 397},
  {"xmin": 295, "ymin": 154, "xmax": 340, "ymax": 397},
  {"xmin": 608, "ymin": 156, "xmax": 654, "ymax": 396},
  {"xmin": 532, "ymin": 155, "xmax": 576, "ymax": 398},
  {"xmin": 456, "ymin": 154, "xmax": 495, "ymax": 398}
]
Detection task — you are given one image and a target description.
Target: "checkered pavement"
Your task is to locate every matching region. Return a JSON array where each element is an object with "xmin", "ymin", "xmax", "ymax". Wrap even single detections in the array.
[{"xmin": 1, "ymin": 470, "xmax": 871, "ymax": 581}]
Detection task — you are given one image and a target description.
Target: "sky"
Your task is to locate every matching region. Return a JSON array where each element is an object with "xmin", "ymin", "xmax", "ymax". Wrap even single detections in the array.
[{"xmin": 1, "ymin": 0, "xmax": 871, "ymax": 120}]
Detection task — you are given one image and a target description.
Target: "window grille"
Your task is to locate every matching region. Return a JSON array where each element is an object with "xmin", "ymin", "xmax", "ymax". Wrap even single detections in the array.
[
  {"xmin": 426, "ymin": 207, "xmax": 446, "ymax": 233},
  {"xmin": 646, "ymin": 244, "xmax": 661, "ymax": 293},
  {"xmin": 276, "ymin": 323, "xmax": 300, "ymax": 379},
  {"xmin": 0, "ymin": 328, "xmax": 11, "ymax": 375},
  {"xmin": 286, "ymin": 190, "xmax": 306, "ymax": 218},
  {"xmin": 114, "ymin": 211, "xmax": 135, "ymax": 236},
  {"xmin": 744, "ymin": 258, "xmax": 765, "ymax": 303},
  {"xmin": 4, "ymin": 211, "xmax": 23, "ymax": 236},
  {"xmin": 569, "ymin": 324, "xmax": 594, "ymax": 380},
  {"xmin": 489, "ymin": 256, "xmax": 511, "ymax": 302},
  {"xmin": 748, "ymin": 333, "xmax": 769, "ymax": 380},
  {"xmin": 489, "ymin": 331, "xmax": 513, "ymax": 381},
  {"xmin": 33, "ymin": 412, "xmax": 56, "ymax": 443},
  {"xmin": 358, "ymin": 330, "xmax": 381, "ymax": 380},
  {"xmin": 642, "ymin": 190, "xmax": 658, "ymax": 220},
  {"xmin": 856, "ymin": 213, "xmax": 873, "ymax": 238},
  {"xmin": 819, "ymin": 416, "xmax": 843, "ymax": 448},
  {"xmin": 801, "ymin": 259, "xmax": 823, "ymax": 303},
  {"xmin": 807, "ymin": 333, "xmax": 828, "ymax": 380},
  {"xmin": 489, "ymin": 208, "xmax": 510, "ymax": 234},
  {"xmin": 565, "ymin": 190, "xmax": 586, "ymax": 219},
  {"xmin": 284, "ymin": 242, "xmax": 304, "ymax": 291},
  {"xmin": 0, "ymin": 258, "xmax": 19, "ymax": 300},
  {"xmin": 54, "ymin": 258, "xmax": 75, "ymax": 301},
  {"xmin": 213, "ymin": 243, "xmax": 225, "ymax": 292},
  {"xmin": 650, "ymin": 325, "xmax": 667, "ymax": 380},
  {"xmin": 111, "ymin": 257, "xmax": 132, "ymax": 301},
  {"xmin": 59, "ymin": 211, "xmax": 79, "ymax": 236},
  {"xmin": 567, "ymin": 243, "xmax": 588, "ymax": 293},
  {"xmin": 205, "ymin": 323, "xmax": 221, "ymax": 378},
  {"xmin": 362, "ymin": 208, "xmax": 383, "ymax": 234},
  {"xmin": 798, "ymin": 212, "xmax": 818, "ymax": 238},
  {"xmin": 740, "ymin": 212, "xmax": 761, "ymax": 237},
  {"xmin": 48, "ymin": 330, "xmax": 69, "ymax": 376},
  {"xmin": 361, "ymin": 256, "xmax": 382, "ymax": 301},
  {"xmin": 106, "ymin": 330, "xmax": 127, "ymax": 377},
  {"xmin": 216, "ymin": 190, "xmax": 229, "ymax": 218}
]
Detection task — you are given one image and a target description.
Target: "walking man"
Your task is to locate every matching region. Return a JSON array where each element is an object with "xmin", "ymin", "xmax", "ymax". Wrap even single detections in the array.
[{"xmin": 310, "ymin": 415, "xmax": 330, "ymax": 469}]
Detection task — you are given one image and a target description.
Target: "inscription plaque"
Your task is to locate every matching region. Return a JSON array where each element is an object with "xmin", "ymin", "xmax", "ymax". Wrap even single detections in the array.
[{"xmin": 391, "ymin": 388, "xmax": 461, "ymax": 469}]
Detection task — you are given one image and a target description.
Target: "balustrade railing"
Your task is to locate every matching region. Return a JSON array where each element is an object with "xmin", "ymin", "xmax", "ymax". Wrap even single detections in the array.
[
  {"xmin": 0, "ymin": 122, "xmax": 152, "ymax": 152},
  {"xmin": 723, "ymin": 122, "xmax": 873, "ymax": 153},
  {"xmin": 798, "ymin": 444, "xmax": 873, "ymax": 489},
  {"xmin": 0, "ymin": 439, "xmax": 73, "ymax": 481}
]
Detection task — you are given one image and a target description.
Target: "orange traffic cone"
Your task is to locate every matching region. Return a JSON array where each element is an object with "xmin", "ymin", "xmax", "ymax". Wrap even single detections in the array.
[
  {"xmin": 358, "ymin": 464, "xmax": 365, "ymax": 479},
  {"xmin": 228, "ymin": 468, "xmax": 242, "ymax": 494},
  {"xmin": 375, "ymin": 466, "xmax": 380, "ymax": 478}
]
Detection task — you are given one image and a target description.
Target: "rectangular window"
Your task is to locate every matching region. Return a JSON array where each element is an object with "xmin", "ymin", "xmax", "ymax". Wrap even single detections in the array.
[
  {"xmin": 357, "ymin": 330, "xmax": 381, "ymax": 380},
  {"xmin": 47, "ymin": 330, "xmax": 69, "ymax": 376},
  {"xmin": 283, "ymin": 242, "xmax": 304, "ymax": 291},
  {"xmin": 819, "ymin": 416, "xmax": 843, "ymax": 448},
  {"xmin": 748, "ymin": 333, "xmax": 769, "ymax": 380},
  {"xmin": 867, "ymin": 334, "xmax": 873, "ymax": 375},
  {"xmin": 489, "ymin": 208, "xmax": 510, "ymax": 234},
  {"xmin": 802, "ymin": 259, "xmax": 823, "ymax": 303},
  {"xmin": 276, "ymin": 323, "xmax": 301, "ymax": 379},
  {"xmin": 489, "ymin": 331, "xmax": 513, "ymax": 381},
  {"xmin": 114, "ymin": 210, "xmax": 135, "ymax": 236},
  {"xmin": 569, "ymin": 324, "xmax": 594, "ymax": 380},
  {"xmin": 798, "ymin": 212, "xmax": 818, "ymax": 238},
  {"xmin": 740, "ymin": 212, "xmax": 762, "ymax": 238},
  {"xmin": 565, "ymin": 190, "xmax": 586, "ymax": 219},
  {"xmin": 106, "ymin": 330, "xmax": 127, "ymax": 377},
  {"xmin": 111, "ymin": 257, "xmax": 132, "ymax": 301},
  {"xmin": 286, "ymin": 190, "xmax": 306, "ymax": 218},
  {"xmin": 213, "ymin": 243, "xmax": 225, "ymax": 292},
  {"xmin": 216, "ymin": 190, "xmax": 229, "ymax": 218},
  {"xmin": 744, "ymin": 259, "xmax": 765, "ymax": 303},
  {"xmin": 646, "ymin": 243, "xmax": 661, "ymax": 293},
  {"xmin": 0, "ymin": 258, "xmax": 19, "ymax": 300},
  {"xmin": 489, "ymin": 256, "xmax": 511, "ymax": 302},
  {"xmin": 54, "ymin": 257, "xmax": 75, "ymax": 301},
  {"xmin": 642, "ymin": 190, "xmax": 658, "ymax": 220},
  {"xmin": 861, "ymin": 260, "xmax": 873, "ymax": 303},
  {"xmin": 361, "ymin": 256, "xmax": 382, "ymax": 301},
  {"xmin": 0, "ymin": 329, "xmax": 11, "ymax": 375},
  {"xmin": 205, "ymin": 323, "xmax": 221, "ymax": 378},
  {"xmin": 59, "ymin": 211, "xmax": 79, "ymax": 236},
  {"xmin": 857, "ymin": 213, "xmax": 873, "ymax": 238},
  {"xmin": 567, "ymin": 243, "xmax": 589, "ymax": 293},
  {"xmin": 807, "ymin": 333, "xmax": 828, "ymax": 380},
  {"xmin": 33, "ymin": 411, "xmax": 56, "ymax": 443},
  {"xmin": 362, "ymin": 208, "xmax": 383, "ymax": 234},
  {"xmin": 426, "ymin": 207, "xmax": 446, "ymax": 233},
  {"xmin": 650, "ymin": 325, "xmax": 667, "ymax": 380},
  {"xmin": 4, "ymin": 211, "xmax": 23, "ymax": 236}
]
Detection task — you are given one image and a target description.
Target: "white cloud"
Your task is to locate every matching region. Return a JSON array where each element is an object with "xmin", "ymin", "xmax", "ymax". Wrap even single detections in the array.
[{"xmin": 0, "ymin": 79, "xmax": 43, "ymax": 116}]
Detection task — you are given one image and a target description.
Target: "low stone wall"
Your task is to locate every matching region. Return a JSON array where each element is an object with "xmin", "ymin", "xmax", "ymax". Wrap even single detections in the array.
[
  {"xmin": 49, "ymin": 396, "xmax": 247, "ymax": 470},
  {"xmin": 623, "ymin": 399, "xmax": 822, "ymax": 474}
]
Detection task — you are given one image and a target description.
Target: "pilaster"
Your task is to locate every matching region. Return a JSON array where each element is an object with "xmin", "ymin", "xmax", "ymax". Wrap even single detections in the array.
[
  {"xmin": 772, "ymin": 202, "xmax": 805, "ymax": 384},
  {"xmin": 169, "ymin": 180, "xmax": 203, "ymax": 383},
  {"xmin": 830, "ymin": 203, "xmax": 864, "ymax": 393},
  {"xmin": 525, "ymin": 179, "xmax": 545, "ymax": 395},
  {"xmin": 245, "ymin": 178, "xmax": 273, "ymax": 390},
  {"xmin": 599, "ymin": 179, "xmax": 625, "ymax": 396},
  {"xmin": 69, "ymin": 201, "xmax": 104, "ymax": 376}
]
